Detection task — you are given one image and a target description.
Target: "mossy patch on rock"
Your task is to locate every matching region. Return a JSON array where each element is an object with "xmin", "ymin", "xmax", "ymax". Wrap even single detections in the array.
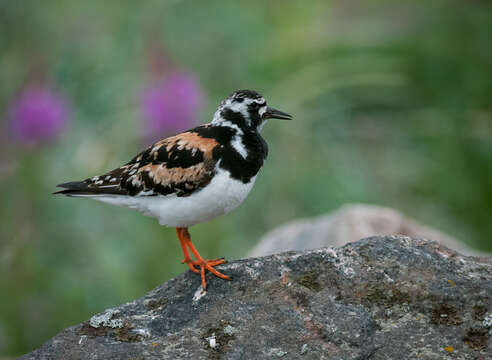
[
  {"xmin": 79, "ymin": 321, "xmax": 141, "ymax": 342},
  {"xmin": 144, "ymin": 297, "xmax": 168, "ymax": 310},
  {"xmin": 296, "ymin": 270, "xmax": 322, "ymax": 292},
  {"xmin": 473, "ymin": 304, "xmax": 487, "ymax": 321},
  {"xmin": 114, "ymin": 322, "xmax": 142, "ymax": 342},
  {"xmin": 202, "ymin": 321, "xmax": 236, "ymax": 359},
  {"xmin": 431, "ymin": 304, "xmax": 463, "ymax": 326},
  {"xmin": 79, "ymin": 322, "xmax": 109, "ymax": 337},
  {"xmin": 363, "ymin": 285, "xmax": 411, "ymax": 308},
  {"xmin": 464, "ymin": 327, "xmax": 489, "ymax": 350}
]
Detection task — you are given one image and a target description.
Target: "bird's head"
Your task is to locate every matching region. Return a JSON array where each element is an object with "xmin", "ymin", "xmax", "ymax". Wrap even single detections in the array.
[{"xmin": 212, "ymin": 89, "xmax": 292, "ymax": 132}]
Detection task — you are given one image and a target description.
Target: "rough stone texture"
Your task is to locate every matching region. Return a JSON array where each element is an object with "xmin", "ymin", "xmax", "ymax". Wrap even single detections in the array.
[
  {"xmin": 21, "ymin": 236, "xmax": 492, "ymax": 360},
  {"xmin": 249, "ymin": 204, "xmax": 486, "ymax": 257}
]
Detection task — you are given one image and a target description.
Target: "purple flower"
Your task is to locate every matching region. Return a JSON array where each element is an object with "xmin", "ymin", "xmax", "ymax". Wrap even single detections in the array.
[
  {"xmin": 140, "ymin": 71, "xmax": 202, "ymax": 145},
  {"xmin": 8, "ymin": 86, "xmax": 70, "ymax": 146}
]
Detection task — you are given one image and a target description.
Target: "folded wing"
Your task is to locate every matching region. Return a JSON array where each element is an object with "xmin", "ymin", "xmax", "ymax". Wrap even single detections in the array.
[{"xmin": 55, "ymin": 126, "xmax": 222, "ymax": 198}]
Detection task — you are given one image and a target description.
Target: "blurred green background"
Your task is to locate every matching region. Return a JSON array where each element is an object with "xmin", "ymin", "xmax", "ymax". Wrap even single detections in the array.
[{"xmin": 1, "ymin": 0, "xmax": 492, "ymax": 356}]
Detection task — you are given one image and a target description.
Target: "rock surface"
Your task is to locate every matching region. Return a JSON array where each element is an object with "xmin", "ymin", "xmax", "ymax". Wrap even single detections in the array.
[
  {"xmin": 249, "ymin": 204, "xmax": 485, "ymax": 257},
  {"xmin": 21, "ymin": 236, "xmax": 492, "ymax": 360}
]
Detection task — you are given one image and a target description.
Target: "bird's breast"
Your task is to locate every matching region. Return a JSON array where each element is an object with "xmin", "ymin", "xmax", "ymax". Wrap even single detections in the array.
[{"xmin": 133, "ymin": 167, "xmax": 257, "ymax": 227}]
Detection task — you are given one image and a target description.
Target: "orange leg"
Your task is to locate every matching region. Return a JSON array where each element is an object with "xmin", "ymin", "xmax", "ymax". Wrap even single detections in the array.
[
  {"xmin": 176, "ymin": 227, "xmax": 231, "ymax": 289},
  {"xmin": 177, "ymin": 228, "xmax": 199, "ymax": 274}
]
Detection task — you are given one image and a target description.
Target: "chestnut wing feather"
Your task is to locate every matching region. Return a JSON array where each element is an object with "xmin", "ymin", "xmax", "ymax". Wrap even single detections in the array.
[{"xmin": 57, "ymin": 128, "xmax": 222, "ymax": 197}]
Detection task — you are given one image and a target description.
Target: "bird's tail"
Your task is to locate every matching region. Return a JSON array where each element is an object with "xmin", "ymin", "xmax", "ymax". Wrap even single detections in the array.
[
  {"xmin": 54, "ymin": 181, "xmax": 122, "ymax": 196},
  {"xmin": 53, "ymin": 181, "xmax": 93, "ymax": 196}
]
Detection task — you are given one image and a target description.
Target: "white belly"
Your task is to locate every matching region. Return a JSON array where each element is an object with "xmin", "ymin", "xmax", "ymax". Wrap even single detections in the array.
[{"xmin": 94, "ymin": 169, "xmax": 257, "ymax": 227}]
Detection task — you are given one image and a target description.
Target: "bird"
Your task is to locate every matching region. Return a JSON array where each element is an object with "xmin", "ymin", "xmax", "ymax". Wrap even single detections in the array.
[{"xmin": 54, "ymin": 89, "xmax": 292, "ymax": 289}]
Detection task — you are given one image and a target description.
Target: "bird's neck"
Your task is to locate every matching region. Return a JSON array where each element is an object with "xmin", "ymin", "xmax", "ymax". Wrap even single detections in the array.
[{"xmin": 207, "ymin": 120, "xmax": 268, "ymax": 184}]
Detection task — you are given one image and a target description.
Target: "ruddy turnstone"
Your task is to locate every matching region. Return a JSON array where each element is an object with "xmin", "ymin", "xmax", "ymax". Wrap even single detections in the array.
[{"xmin": 55, "ymin": 89, "xmax": 292, "ymax": 289}]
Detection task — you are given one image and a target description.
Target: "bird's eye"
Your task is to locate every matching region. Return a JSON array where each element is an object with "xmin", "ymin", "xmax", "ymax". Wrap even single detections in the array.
[{"xmin": 251, "ymin": 102, "xmax": 261, "ymax": 109}]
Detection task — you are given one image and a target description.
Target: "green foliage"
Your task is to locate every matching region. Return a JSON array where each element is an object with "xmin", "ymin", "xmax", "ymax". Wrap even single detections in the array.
[{"xmin": 1, "ymin": 0, "xmax": 491, "ymax": 356}]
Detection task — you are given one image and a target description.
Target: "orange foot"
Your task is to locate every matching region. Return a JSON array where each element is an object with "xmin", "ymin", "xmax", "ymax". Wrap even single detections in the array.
[
  {"xmin": 184, "ymin": 258, "xmax": 230, "ymax": 289},
  {"xmin": 176, "ymin": 228, "xmax": 231, "ymax": 289}
]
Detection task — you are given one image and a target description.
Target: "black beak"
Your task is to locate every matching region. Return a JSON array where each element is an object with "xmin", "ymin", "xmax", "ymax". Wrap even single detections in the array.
[{"xmin": 262, "ymin": 106, "xmax": 292, "ymax": 120}]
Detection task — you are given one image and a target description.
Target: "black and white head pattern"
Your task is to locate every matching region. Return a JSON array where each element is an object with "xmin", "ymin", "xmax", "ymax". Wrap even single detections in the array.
[{"xmin": 212, "ymin": 89, "xmax": 268, "ymax": 131}]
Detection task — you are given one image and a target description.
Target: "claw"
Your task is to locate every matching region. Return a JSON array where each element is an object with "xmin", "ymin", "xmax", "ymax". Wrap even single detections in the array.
[
  {"xmin": 205, "ymin": 258, "xmax": 227, "ymax": 266},
  {"xmin": 197, "ymin": 259, "xmax": 231, "ymax": 289},
  {"xmin": 184, "ymin": 259, "xmax": 229, "ymax": 287}
]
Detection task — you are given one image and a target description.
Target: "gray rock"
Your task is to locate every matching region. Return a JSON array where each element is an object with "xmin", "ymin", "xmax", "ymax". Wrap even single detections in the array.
[
  {"xmin": 21, "ymin": 236, "xmax": 492, "ymax": 359},
  {"xmin": 249, "ymin": 204, "xmax": 485, "ymax": 257}
]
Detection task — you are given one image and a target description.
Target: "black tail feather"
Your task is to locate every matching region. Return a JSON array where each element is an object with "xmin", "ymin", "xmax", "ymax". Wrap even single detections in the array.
[
  {"xmin": 53, "ymin": 181, "xmax": 126, "ymax": 196},
  {"xmin": 53, "ymin": 189, "xmax": 95, "ymax": 196},
  {"xmin": 53, "ymin": 181, "xmax": 90, "ymax": 195}
]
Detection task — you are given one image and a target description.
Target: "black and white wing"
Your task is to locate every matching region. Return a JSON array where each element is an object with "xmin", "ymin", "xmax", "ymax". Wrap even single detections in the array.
[{"xmin": 55, "ymin": 126, "xmax": 222, "ymax": 198}]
